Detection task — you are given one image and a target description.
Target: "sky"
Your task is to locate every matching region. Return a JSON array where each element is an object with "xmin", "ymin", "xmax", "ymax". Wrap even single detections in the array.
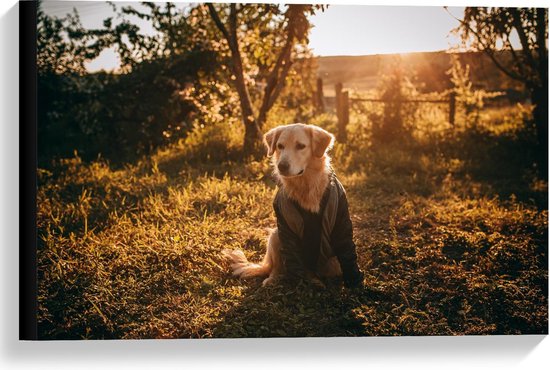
[
  {"xmin": 309, "ymin": 5, "xmax": 464, "ymax": 56},
  {"xmin": 42, "ymin": 1, "xmax": 468, "ymax": 72}
]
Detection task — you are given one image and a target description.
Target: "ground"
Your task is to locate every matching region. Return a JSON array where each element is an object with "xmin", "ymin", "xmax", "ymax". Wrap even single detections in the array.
[{"xmin": 37, "ymin": 106, "xmax": 548, "ymax": 339}]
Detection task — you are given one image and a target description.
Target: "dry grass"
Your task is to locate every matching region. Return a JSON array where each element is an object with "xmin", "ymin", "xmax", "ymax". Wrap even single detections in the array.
[{"xmin": 37, "ymin": 107, "xmax": 547, "ymax": 339}]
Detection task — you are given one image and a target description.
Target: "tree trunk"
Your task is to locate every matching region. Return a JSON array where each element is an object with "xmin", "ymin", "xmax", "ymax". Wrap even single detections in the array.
[
  {"xmin": 226, "ymin": 18, "xmax": 262, "ymax": 154},
  {"xmin": 207, "ymin": 3, "xmax": 263, "ymax": 155},
  {"xmin": 532, "ymin": 84, "xmax": 548, "ymax": 181},
  {"xmin": 243, "ymin": 116, "xmax": 263, "ymax": 155},
  {"xmin": 207, "ymin": 3, "xmax": 307, "ymax": 155},
  {"xmin": 232, "ymin": 61, "xmax": 262, "ymax": 154},
  {"xmin": 533, "ymin": 8, "xmax": 548, "ymax": 181},
  {"xmin": 256, "ymin": 40, "xmax": 294, "ymax": 129}
]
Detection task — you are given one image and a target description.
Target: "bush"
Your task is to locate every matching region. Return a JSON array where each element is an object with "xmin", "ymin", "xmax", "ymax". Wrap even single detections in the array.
[{"xmin": 38, "ymin": 51, "xmax": 224, "ymax": 167}]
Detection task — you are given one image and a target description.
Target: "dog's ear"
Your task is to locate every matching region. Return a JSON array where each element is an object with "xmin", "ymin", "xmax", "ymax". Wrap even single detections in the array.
[
  {"xmin": 263, "ymin": 127, "xmax": 282, "ymax": 157},
  {"xmin": 310, "ymin": 126, "xmax": 334, "ymax": 158}
]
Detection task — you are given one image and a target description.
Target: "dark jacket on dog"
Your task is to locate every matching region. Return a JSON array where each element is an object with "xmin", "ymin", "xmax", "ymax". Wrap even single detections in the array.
[{"xmin": 273, "ymin": 172, "xmax": 364, "ymax": 287}]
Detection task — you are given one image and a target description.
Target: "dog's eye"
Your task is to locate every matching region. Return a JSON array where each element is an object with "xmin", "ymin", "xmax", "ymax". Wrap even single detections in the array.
[
  {"xmin": 277, "ymin": 143, "xmax": 284, "ymax": 150},
  {"xmin": 296, "ymin": 143, "xmax": 305, "ymax": 150}
]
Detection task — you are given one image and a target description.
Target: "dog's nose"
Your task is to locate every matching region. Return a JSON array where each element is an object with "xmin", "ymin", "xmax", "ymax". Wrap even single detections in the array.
[{"xmin": 277, "ymin": 162, "xmax": 289, "ymax": 174}]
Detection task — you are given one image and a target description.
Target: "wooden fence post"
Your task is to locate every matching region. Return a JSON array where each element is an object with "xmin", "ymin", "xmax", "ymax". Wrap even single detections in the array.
[
  {"xmin": 341, "ymin": 91, "xmax": 349, "ymax": 142},
  {"xmin": 335, "ymin": 82, "xmax": 342, "ymax": 121},
  {"xmin": 335, "ymin": 82, "xmax": 347, "ymax": 142},
  {"xmin": 315, "ymin": 78, "xmax": 325, "ymax": 114},
  {"xmin": 449, "ymin": 91, "xmax": 456, "ymax": 126},
  {"xmin": 334, "ymin": 83, "xmax": 350, "ymax": 142}
]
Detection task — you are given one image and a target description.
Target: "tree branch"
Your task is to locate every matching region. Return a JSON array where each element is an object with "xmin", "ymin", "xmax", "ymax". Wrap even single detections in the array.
[
  {"xmin": 484, "ymin": 48, "xmax": 525, "ymax": 82},
  {"xmin": 508, "ymin": 8, "xmax": 537, "ymax": 70},
  {"xmin": 207, "ymin": 3, "xmax": 257, "ymax": 127},
  {"xmin": 504, "ymin": 35, "xmax": 528, "ymax": 81},
  {"xmin": 229, "ymin": 3, "xmax": 237, "ymax": 42},
  {"xmin": 257, "ymin": 6, "xmax": 303, "ymax": 125},
  {"xmin": 206, "ymin": 3, "xmax": 231, "ymax": 44},
  {"xmin": 266, "ymin": 56, "xmax": 293, "ymax": 111},
  {"xmin": 535, "ymin": 8, "xmax": 548, "ymax": 66},
  {"xmin": 258, "ymin": 38, "xmax": 294, "ymax": 118},
  {"xmin": 445, "ymin": 7, "xmax": 524, "ymax": 82}
]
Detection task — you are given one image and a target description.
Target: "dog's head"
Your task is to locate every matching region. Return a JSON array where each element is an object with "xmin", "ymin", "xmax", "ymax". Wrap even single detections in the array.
[{"xmin": 263, "ymin": 123, "xmax": 334, "ymax": 178}]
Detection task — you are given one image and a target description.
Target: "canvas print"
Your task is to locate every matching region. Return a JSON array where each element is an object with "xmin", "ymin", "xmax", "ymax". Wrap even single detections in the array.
[{"xmin": 32, "ymin": 1, "xmax": 548, "ymax": 339}]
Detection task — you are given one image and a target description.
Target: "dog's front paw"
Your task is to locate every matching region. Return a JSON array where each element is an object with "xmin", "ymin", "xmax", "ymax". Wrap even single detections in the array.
[
  {"xmin": 262, "ymin": 276, "xmax": 277, "ymax": 287},
  {"xmin": 309, "ymin": 277, "xmax": 326, "ymax": 289},
  {"xmin": 343, "ymin": 270, "xmax": 365, "ymax": 290}
]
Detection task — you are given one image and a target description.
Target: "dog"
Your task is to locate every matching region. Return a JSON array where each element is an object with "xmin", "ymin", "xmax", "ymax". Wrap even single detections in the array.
[{"xmin": 223, "ymin": 124, "xmax": 363, "ymax": 288}]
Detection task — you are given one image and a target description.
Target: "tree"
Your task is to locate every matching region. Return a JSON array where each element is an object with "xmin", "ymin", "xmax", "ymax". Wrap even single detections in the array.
[
  {"xmin": 38, "ymin": 2, "xmax": 320, "ymax": 160},
  {"xmin": 450, "ymin": 7, "xmax": 548, "ymax": 178},
  {"xmin": 36, "ymin": 2, "xmax": 221, "ymax": 164},
  {"xmin": 206, "ymin": 3, "xmax": 320, "ymax": 154},
  {"xmin": 447, "ymin": 55, "xmax": 503, "ymax": 125},
  {"xmin": 37, "ymin": 2, "xmax": 88, "ymax": 75}
]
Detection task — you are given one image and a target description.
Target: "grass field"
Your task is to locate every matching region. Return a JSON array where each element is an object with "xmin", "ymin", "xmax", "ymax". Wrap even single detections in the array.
[{"xmin": 37, "ymin": 105, "xmax": 548, "ymax": 339}]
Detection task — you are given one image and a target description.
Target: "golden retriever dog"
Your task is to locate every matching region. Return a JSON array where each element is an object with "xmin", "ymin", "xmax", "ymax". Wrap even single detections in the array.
[{"xmin": 223, "ymin": 123, "xmax": 363, "ymax": 288}]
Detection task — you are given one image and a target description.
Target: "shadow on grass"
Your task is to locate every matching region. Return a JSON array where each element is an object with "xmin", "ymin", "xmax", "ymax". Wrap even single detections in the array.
[
  {"xmin": 343, "ymin": 121, "xmax": 546, "ymax": 208},
  {"xmin": 446, "ymin": 124, "xmax": 546, "ymax": 207},
  {"xmin": 211, "ymin": 278, "xmax": 382, "ymax": 338}
]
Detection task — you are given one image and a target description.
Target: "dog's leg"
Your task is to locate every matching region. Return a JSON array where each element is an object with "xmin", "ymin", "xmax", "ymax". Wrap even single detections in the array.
[
  {"xmin": 262, "ymin": 229, "xmax": 283, "ymax": 286},
  {"xmin": 221, "ymin": 249, "xmax": 270, "ymax": 278},
  {"xmin": 320, "ymin": 256, "xmax": 343, "ymax": 278},
  {"xmin": 222, "ymin": 229, "xmax": 280, "ymax": 280}
]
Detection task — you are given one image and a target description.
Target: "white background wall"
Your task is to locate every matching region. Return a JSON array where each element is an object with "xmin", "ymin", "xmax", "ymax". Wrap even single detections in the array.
[{"xmin": 1, "ymin": 1, "xmax": 548, "ymax": 369}]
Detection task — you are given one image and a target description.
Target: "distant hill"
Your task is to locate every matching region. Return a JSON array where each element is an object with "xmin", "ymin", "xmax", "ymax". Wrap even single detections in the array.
[{"xmin": 315, "ymin": 51, "xmax": 525, "ymax": 96}]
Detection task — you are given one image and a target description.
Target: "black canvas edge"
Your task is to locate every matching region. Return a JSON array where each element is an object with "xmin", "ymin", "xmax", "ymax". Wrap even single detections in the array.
[
  {"xmin": 11, "ymin": 1, "xmax": 549, "ymax": 342},
  {"xmin": 19, "ymin": 0, "xmax": 38, "ymax": 341}
]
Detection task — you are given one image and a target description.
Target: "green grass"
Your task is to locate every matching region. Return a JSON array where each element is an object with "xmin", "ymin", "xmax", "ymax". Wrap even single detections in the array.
[{"xmin": 37, "ymin": 107, "xmax": 548, "ymax": 339}]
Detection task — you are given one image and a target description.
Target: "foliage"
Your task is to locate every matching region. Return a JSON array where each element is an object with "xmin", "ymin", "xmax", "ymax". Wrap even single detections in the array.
[
  {"xmin": 206, "ymin": 3, "xmax": 322, "ymax": 153},
  {"xmin": 453, "ymin": 7, "xmax": 547, "ymax": 90},
  {"xmin": 451, "ymin": 7, "xmax": 548, "ymax": 178},
  {"xmin": 37, "ymin": 2, "xmax": 318, "ymax": 164},
  {"xmin": 370, "ymin": 62, "xmax": 420, "ymax": 144},
  {"xmin": 447, "ymin": 55, "xmax": 504, "ymax": 125},
  {"xmin": 37, "ymin": 4, "xmax": 88, "ymax": 75},
  {"xmin": 39, "ymin": 53, "xmax": 230, "ymax": 165},
  {"xmin": 37, "ymin": 2, "xmax": 229, "ymax": 165}
]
